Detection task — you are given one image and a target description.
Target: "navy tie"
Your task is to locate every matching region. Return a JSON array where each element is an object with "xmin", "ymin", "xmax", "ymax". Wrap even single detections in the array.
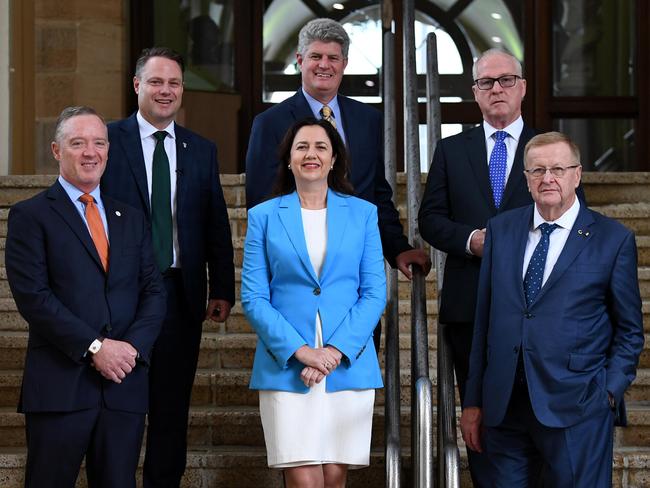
[
  {"xmin": 489, "ymin": 130, "xmax": 508, "ymax": 208},
  {"xmin": 523, "ymin": 223, "xmax": 559, "ymax": 305}
]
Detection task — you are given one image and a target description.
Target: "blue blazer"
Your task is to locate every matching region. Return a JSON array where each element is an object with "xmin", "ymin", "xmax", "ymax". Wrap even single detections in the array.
[
  {"xmin": 5, "ymin": 181, "xmax": 166, "ymax": 413},
  {"xmin": 102, "ymin": 114, "xmax": 236, "ymax": 320},
  {"xmin": 465, "ymin": 203, "xmax": 644, "ymax": 428},
  {"xmin": 241, "ymin": 190, "xmax": 386, "ymax": 393},
  {"xmin": 245, "ymin": 90, "xmax": 411, "ymax": 266}
]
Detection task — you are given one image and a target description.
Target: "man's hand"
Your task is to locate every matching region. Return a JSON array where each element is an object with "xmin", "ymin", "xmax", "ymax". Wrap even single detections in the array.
[
  {"xmin": 469, "ymin": 229, "xmax": 487, "ymax": 257},
  {"xmin": 460, "ymin": 407, "xmax": 484, "ymax": 453},
  {"xmin": 205, "ymin": 299, "xmax": 232, "ymax": 322},
  {"xmin": 91, "ymin": 339, "xmax": 138, "ymax": 384},
  {"xmin": 395, "ymin": 248, "xmax": 432, "ymax": 280}
]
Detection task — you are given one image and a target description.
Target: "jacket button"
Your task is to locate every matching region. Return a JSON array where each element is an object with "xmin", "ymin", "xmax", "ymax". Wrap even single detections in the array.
[
  {"xmin": 525, "ymin": 313, "xmax": 533, "ymax": 319},
  {"xmin": 313, "ymin": 287, "xmax": 321, "ymax": 296}
]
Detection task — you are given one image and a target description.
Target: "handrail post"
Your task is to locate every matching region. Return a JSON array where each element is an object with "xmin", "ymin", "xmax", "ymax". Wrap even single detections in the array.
[
  {"xmin": 403, "ymin": 0, "xmax": 433, "ymax": 486},
  {"xmin": 425, "ymin": 33, "xmax": 461, "ymax": 488},
  {"xmin": 382, "ymin": 6, "xmax": 402, "ymax": 486}
]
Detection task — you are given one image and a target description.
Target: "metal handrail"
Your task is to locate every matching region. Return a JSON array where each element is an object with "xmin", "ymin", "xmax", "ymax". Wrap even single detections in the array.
[
  {"xmin": 403, "ymin": 0, "xmax": 433, "ymax": 486},
  {"xmin": 425, "ymin": 33, "xmax": 461, "ymax": 488},
  {"xmin": 382, "ymin": 23, "xmax": 402, "ymax": 488}
]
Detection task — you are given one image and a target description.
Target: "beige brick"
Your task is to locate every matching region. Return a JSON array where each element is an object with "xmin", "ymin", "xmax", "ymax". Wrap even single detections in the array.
[
  {"xmin": 75, "ymin": 0, "xmax": 123, "ymax": 21},
  {"xmin": 35, "ymin": 0, "xmax": 75, "ymax": 19},
  {"xmin": 77, "ymin": 21, "xmax": 124, "ymax": 74},
  {"xmin": 74, "ymin": 73, "xmax": 125, "ymax": 120},
  {"xmin": 35, "ymin": 73, "xmax": 76, "ymax": 118},
  {"xmin": 35, "ymin": 24, "xmax": 77, "ymax": 71}
]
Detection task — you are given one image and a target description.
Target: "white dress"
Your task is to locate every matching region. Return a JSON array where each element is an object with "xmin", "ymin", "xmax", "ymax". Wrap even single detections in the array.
[{"xmin": 259, "ymin": 207, "xmax": 375, "ymax": 469}]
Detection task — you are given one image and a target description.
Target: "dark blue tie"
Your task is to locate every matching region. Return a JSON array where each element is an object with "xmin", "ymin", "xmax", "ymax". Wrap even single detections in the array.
[
  {"xmin": 151, "ymin": 130, "xmax": 173, "ymax": 272},
  {"xmin": 523, "ymin": 223, "xmax": 559, "ymax": 305},
  {"xmin": 489, "ymin": 130, "xmax": 508, "ymax": 208}
]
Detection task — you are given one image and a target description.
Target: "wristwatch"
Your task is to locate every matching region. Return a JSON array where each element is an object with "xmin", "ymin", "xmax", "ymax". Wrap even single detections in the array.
[{"xmin": 88, "ymin": 337, "xmax": 104, "ymax": 355}]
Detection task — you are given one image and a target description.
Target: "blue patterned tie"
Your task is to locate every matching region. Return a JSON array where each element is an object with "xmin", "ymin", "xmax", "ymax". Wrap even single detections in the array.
[
  {"xmin": 489, "ymin": 130, "xmax": 508, "ymax": 208},
  {"xmin": 523, "ymin": 223, "xmax": 559, "ymax": 305}
]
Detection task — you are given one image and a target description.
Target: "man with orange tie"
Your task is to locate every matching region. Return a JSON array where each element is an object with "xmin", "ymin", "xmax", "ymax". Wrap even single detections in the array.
[{"xmin": 5, "ymin": 106, "xmax": 165, "ymax": 488}]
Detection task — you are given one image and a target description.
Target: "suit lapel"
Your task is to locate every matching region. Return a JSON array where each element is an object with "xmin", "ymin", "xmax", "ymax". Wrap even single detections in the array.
[
  {"xmin": 289, "ymin": 91, "xmax": 315, "ymax": 123},
  {"xmin": 174, "ymin": 124, "xmax": 189, "ymax": 221},
  {"xmin": 120, "ymin": 115, "xmax": 151, "ymax": 214},
  {"xmin": 534, "ymin": 204, "xmax": 595, "ymax": 304},
  {"xmin": 278, "ymin": 192, "xmax": 319, "ymax": 283},
  {"xmin": 466, "ymin": 126, "xmax": 495, "ymax": 210},
  {"xmin": 501, "ymin": 124, "xmax": 536, "ymax": 209},
  {"xmin": 514, "ymin": 207, "xmax": 535, "ymax": 306},
  {"xmin": 47, "ymin": 181, "xmax": 105, "ymax": 273},
  {"xmin": 103, "ymin": 196, "xmax": 123, "ymax": 275},
  {"xmin": 320, "ymin": 190, "xmax": 349, "ymax": 280}
]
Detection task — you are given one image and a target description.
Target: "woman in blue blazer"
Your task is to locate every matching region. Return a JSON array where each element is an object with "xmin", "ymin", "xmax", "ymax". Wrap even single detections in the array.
[{"xmin": 241, "ymin": 118, "xmax": 386, "ymax": 487}]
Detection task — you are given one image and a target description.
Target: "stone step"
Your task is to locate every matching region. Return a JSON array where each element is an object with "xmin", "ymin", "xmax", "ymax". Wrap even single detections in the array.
[{"xmin": 1, "ymin": 444, "xmax": 650, "ymax": 487}]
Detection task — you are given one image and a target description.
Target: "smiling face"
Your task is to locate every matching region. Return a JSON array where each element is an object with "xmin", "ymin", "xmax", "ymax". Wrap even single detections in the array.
[
  {"xmin": 472, "ymin": 52, "xmax": 526, "ymax": 128},
  {"xmin": 525, "ymin": 141, "xmax": 581, "ymax": 221},
  {"xmin": 52, "ymin": 114, "xmax": 109, "ymax": 193},
  {"xmin": 297, "ymin": 40, "xmax": 348, "ymax": 104},
  {"xmin": 289, "ymin": 125, "xmax": 336, "ymax": 190},
  {"xmin": 134, "ymin": 56, "xmax": 183, "ymax": 129}
]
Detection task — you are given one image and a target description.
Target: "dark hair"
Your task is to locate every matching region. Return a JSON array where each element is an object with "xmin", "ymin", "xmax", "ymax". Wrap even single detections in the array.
[
  {"xmin": 135, "ymin": 47, "xmax": 185, "ymax": 78},
  {"xmin": 273, "ymin": 118, "xmax": 354, "ymax": 197},
  {"xmin": 54, "ymin": 106, "xmax": 105, "ymax": 143}
]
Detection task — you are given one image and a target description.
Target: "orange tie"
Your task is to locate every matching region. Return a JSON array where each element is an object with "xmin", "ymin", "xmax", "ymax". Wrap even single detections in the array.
[{"xmin": 79, "ymin": 193, "xmax": 109, "ymax": 271}]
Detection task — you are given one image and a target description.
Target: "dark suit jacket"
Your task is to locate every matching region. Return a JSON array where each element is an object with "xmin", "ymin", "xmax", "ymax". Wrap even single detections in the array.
[
  {"xmin": 5, "ymin": 181, "xmax": 166, "ymax": 414},
  {"xmin": 464, "ymin": 203, "xmax": 643, "ymax": 428},
  {"xmin": 419, "ymin": 124, "xmax": 538, "ymax": 323},
  {"xmin": 102, "ymin": 114, "xmax": 235, "ymax": 321},
  {"xmin": 245, "ymin": 90, "xmax": 411, "ymax": 266}
]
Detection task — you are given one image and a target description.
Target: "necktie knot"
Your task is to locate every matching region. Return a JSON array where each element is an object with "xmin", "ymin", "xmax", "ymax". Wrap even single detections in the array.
[
  {"xmin": 538, "ymin": 223, "xmax": 558, "ymax": 237},
  {"xmin": 154, "ymin": 131, "xmax": 167, "ymax": 143},
  {"xmin": 79, "ymin": 193, "xmax": 94, "ymax": 205},
  {"xmin": 320, "ymin": 105, "xmax": 336, "ymax": 128},
  {"xmin": 494, "ymin": 130, "xmax": 508, "ymax": 143}
]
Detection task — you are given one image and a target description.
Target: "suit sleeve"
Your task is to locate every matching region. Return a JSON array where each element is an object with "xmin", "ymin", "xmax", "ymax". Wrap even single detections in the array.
[
  {"xmin": 120, "ymin": 212, "xmax": 166, "ymax": 364},
  {"xmin": 5, "ymin": 204, "xmax": 99, "ymax": 363},
  {"xmin": 207, "ymin": 143, "xmax": 236, "ymax": 305},
  {"xmin": 419, "ymin": 141, "xmax": 477, "ymax": 257},
  {"xmin": 605, "ymin": 229, "xmax": 644, "ymax": 403},
  {"xmin": 245, "ymin": 114, "xmax": 281, "ymax": 210},
  {"xmin": 463, "ymin": 219, "xmax": 494, "ymax": 408},
  {"xmin": 240, "ymin": 209, "xmax": 308, "ymax": 368},
  {"xmin": 326, "ymin": 206, "xmax": 387, "ymax": 365}
]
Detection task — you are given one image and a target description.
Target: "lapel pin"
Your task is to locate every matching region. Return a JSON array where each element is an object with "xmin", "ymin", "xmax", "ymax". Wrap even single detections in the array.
[
  {"xmin": 182, "ymin": 142, "xmax": 187, "ymax": 148},
  {"xmin": 115, "ymin": 210, "xmax": 121, "ymax": 217},
  {"xmin": 578, "ymin": 229, "xmax": 583, "ymax": 234}
]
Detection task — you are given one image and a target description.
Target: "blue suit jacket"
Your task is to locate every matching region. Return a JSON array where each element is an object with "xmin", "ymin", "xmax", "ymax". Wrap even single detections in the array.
[
  {"xmin": 5, "ymin": 181, "xmax": 166, "ymax": 413},
  {"xmin": 241, "ymin": 190, "xmax": 386, "ymax": 393},
  {"xmin": 245, "ymin": 90, "xmax": 411, "ymax": 266},
  {"xmin": 102, "ymin": 114, "xmax": 235, "ymax": 321},
  {"xmin": 465, "ymin": 202, "xmax": 644, "ymax": 428}
]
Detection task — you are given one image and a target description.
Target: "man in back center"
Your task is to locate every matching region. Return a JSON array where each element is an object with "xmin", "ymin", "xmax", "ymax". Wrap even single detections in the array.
[{"xmin": 246, "ymin": 19, "xmax": 430, "ymax": 349}]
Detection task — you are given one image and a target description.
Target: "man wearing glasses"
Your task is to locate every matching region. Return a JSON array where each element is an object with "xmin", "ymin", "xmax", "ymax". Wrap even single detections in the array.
[
  {"xmin": 460, "ymin": 132, "xmax": 643, "ymax": 487},
  {"xmin": 418, "ymin": 48, "xmax": 536, "ymax": 486}
]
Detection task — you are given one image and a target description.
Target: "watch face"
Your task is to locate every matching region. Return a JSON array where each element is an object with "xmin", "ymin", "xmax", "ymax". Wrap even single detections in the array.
[{"xmin": 89, "ymin": 339, "xmax": 102, "ymax": 354}]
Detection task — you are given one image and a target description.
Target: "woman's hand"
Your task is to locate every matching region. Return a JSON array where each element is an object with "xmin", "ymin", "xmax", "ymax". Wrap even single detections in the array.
[
  {"xmin": 300, "ymin": 367, "xmax": 325, "ymax": 387},
  {"xmin": 294, "ymin": 345, "xmax": 340, "ymax": 375}
]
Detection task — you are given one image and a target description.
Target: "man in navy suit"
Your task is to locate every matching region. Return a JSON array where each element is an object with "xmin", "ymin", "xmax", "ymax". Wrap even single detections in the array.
[
  {"xmin": 101, "ymin": 47, "xmax": 235, "ymax": 487},
  {"xmin": 460, "ymin": 132, "xmax": 643, "ymax": 487},
  {"xmin": 5, "ymin": 106, "xmax": 166, "ymax": 487},
  {"xmin": 245, "ymin": 18, "xmax": 429, "ymax": 290}
]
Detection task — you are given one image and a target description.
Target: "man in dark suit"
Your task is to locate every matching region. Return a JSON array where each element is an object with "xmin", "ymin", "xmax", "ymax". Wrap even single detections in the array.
[
  {"xmin": 246, "ymin": 18, "xmax": 429, "ymax": 289},
  {"xmin": 5, "ymin": 106, "xmax": 166, "ymax": 487},
  {"xmin": 460, "ymin": 131, "xmax": 643, "ymax": 487},
  {"xmin": 101, "ymin": 47, "xmax": 235, "ymax": 487},
  {"xmin": 418, "ymin": 48, "xmax": 534, "ymax": 485}
]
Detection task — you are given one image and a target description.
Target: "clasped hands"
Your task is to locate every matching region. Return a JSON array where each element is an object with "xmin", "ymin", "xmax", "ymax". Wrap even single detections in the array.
[
  {"xmin": 91, "ymin": 338, "xmax": 138, "ymax": 384},
  {"xmin": 294, "ymin": 344, "xmax": 343, "ymax": 387}
]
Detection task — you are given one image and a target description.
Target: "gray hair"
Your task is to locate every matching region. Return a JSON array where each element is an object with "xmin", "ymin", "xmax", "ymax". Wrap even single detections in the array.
[
  {"xmin": 524, "ymin": 131, "xmax": 581, "ymax": 168},
  {"xmin": 297, "ymin": 18, "xmax": 350, "ymax": 58},
  {"xmin": 53, "ymin": 106, "xmax": 106, "ymax": 143},
  {"xmin": 472, "ymin": 48, "xmax": 523, "ymax": 79}
]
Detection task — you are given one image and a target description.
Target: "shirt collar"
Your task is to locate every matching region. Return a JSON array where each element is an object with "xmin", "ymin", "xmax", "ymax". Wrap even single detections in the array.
[
  {"xmin": 58, "ymin": 175, "xmax": 103, "ymax": 206},
  {"xmin": 136, "ymin": 111, "xmax": 176, "ymax": 141},
  {"xmin": 301, "ymin": 87, "xmax": 340, "ymax": 120},
  {"xmin": 483, "ymin": 116, "xmax": 524, "ymax": 143},
  {"xmin": 533, "ymin": 195, "xmax": 581, "ymax": 230}
]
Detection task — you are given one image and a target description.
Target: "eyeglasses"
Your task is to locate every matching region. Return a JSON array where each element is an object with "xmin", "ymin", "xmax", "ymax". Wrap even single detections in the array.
[
  {"xmin": 523, "ymin": 165, "xmax": 581, "ymax": 178},
  {"xmin": 474, "ymin": 75, "xmax": 521, "ymax": 90}
]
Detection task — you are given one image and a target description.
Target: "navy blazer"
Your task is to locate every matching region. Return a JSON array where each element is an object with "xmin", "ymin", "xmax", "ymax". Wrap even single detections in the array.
[
  {"xmin": 464, "ymin": 203, "xmax": 644, "ymax": 428},
  {"xmin": 241, "ymin": 190, "xmax": 386, "ymax": 393},
  {"xmin": 419, "ymin": 124, "xmax": 537, "ymax": 324},
  {"xmin": 245, "ymin": 90, "xmax": 411, "ymax": 266},
  {"xmin": 102, "ymin": 114, "xmax": 235, "ymax": 321},
  {"xmin": 5, "ymin": 181, "xmax": 166, "ymax": 413}
]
